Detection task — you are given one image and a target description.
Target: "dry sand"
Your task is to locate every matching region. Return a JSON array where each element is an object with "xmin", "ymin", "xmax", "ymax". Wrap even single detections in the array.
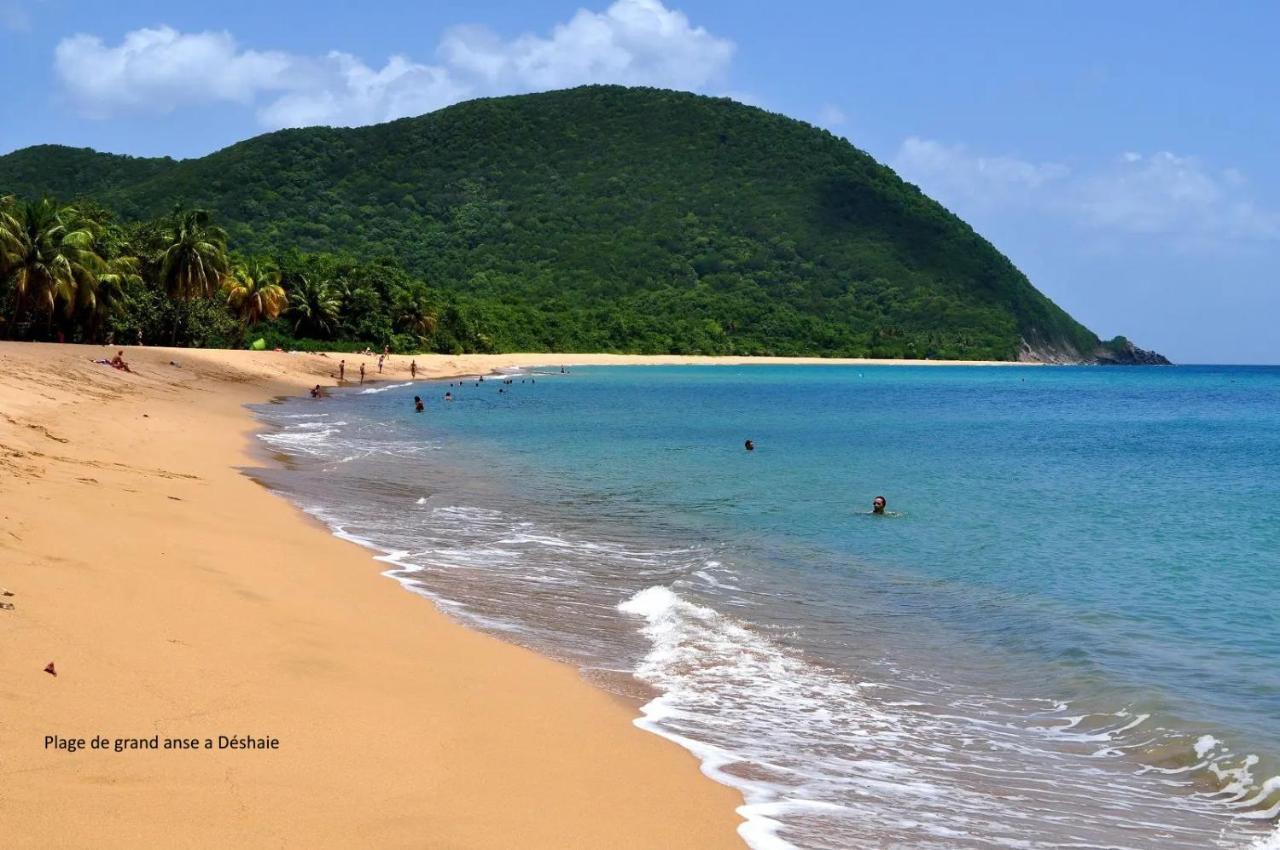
[{"xmin": 0, "ymin": 343, "xmax": 1019, "ymax": 848}]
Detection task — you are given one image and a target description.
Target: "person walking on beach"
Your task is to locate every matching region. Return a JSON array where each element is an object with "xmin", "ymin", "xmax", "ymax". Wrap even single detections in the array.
[
  {"xmin": 359, "ymin": 363, "xmax": 366, "ymax": 385},
  {"xmin": 339, "ymin": 360, "xmax": 346, "ymax": 381},
  {"xmin": 410, "ymin": 360, "xmax": 417, "ymax": 379},
  {"xmin": 378, "ymin": 354, "xmax": 385, "ymax": 374}
]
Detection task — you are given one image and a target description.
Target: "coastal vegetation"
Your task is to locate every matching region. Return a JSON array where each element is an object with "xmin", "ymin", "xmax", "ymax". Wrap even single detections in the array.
[{"xmin": 0, "ymin": 86, "xmax": 1147, "ymax": 360}]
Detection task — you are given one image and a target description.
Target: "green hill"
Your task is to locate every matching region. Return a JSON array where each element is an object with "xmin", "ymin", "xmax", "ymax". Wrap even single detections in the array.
[{"xmin": 0, "ymin": 86, "xmax": 1144, "ymax": 361}]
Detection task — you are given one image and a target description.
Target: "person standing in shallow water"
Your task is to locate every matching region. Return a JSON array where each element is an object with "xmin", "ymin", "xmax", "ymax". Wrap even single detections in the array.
[
  {"xmin": 414, "ymin": 396, "xmax": 424, "ymax": 413},
  {"xmin": 872, "ymin": 496, "xmax": 887, "ymax": 515}
]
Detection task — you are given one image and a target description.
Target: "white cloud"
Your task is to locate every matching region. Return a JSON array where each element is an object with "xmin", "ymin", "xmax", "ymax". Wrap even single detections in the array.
[
  {"xmin": 53, "ymin": 0, "xmax": 735, "ymax": 129},
  {"xmin": 256, "ymin": 53, "xmax": 470, "ymax": 129},
  {"xmin": 438, "ymin": 0, "xmax": 733, "ymax": 91},
  {"xmin": 891, "ymin": 137, "xmax": 1069, "ymax": 210},
  {"xmin": 817, "ymin": 103, "xmax": 847, "ymax": 129},
  {"xmin": 892, "ymin": 137, "xmax": 1279, "ymax": 244},
  {"xmin": 1076, "ymin": 152, "xmax": 1280, "ymax": 241},
  {"xmin": 55, "ymin": 27, "xmax": 296, "ymax": 117}
]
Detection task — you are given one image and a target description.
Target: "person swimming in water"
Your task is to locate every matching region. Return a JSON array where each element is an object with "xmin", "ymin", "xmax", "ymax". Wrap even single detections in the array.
[
  {"xmin": 872, "ymin": 496, "xmax": 887, "ymax": 515},
  {"xmin": 744, "ymin": 439, "xmax": 755, "ymax": 451},
  {"xmin": 310, "ymin": 385, "xmax": 321, "ymax": 398},
  {"xmin": 414, "ymin": 396, "xmax": 424, "ymax": 413},
  {"xmin": 444, "ymin": 392, "xmax": 453, "ymax": 401}
]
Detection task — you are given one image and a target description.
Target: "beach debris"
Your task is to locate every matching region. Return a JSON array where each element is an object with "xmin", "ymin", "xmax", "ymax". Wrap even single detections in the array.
[{"xmin": 43, "ymin": 662, "xmax": 57, "ymax": 677}]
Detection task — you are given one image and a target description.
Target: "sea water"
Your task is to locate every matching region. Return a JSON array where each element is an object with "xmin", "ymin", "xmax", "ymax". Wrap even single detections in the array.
[{"xmin": 253, "ymin": 364, "xmax": 1280, "ymax": 849}]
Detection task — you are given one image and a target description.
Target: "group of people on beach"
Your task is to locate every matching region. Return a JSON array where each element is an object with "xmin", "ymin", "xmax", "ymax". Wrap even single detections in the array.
[{"xmin": 333, "ymin": 346, "xmax": 425, "ymax": 386}]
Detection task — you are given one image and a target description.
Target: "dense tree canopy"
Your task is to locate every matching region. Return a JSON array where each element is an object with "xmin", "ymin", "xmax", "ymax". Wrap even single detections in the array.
[{"xmin": 0, "ymin": 86, "xmax": 1141, "ymax": 360}]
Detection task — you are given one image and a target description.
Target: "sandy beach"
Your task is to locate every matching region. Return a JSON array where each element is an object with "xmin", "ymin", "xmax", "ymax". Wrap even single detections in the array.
[{"xmin": 0, "ymin": 343, "xmax": 1017, "ymax": 848}]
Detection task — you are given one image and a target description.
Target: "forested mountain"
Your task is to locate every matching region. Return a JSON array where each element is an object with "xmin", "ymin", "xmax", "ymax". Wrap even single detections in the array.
[{"xmin": 0, "ymin": 85, "xmax": 1157, "ymax": 361}]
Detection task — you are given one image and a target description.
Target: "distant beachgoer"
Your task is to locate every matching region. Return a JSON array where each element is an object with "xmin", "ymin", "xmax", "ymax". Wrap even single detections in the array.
[
  {"xmin": 339, "ymin": 360, "xmax": 346, "ymax": 381},
  {"xmin": 378, "ymin": 354, "xmax": 384, "ymax": 374},
  {"xmin": 872, "ymin": 496, "xmax": 887, "ymax": 515},
  {"xmin": 444, "ymin": 392, "xmax": 453, "ymax": 401},
  {"xmin": 310, "ymin": 385, "xmax": 321, "ymax": 398},
  {"xmin": 410, "ymin": 360, "xmax": 417, "ymax": 378},
  {"xmin": 136, "ymin": 329, "xmax": 144, "ymax": 346},
  {"xmin": 744, "ymin": 439, "xmax": 755, "ymax": 451},
  {"xmin": 110, "ymin": 350, "xmax": 132, "ymax": 373},
  {"xmin": 383, "ymin": 344, "xmax": 390, "ymax": 357},
  {"xmin": 359, "ymin": 363, "xmax": 366, "ymax": 384},
  {"xmin": 414, "ymin": 396, "xmax": 424, "ymax": 413}
]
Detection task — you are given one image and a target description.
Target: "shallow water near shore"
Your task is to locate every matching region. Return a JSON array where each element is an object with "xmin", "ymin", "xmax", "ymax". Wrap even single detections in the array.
[{"xmin": 252, "ymin": 364, "xmax": 1280, "ymax": 849}]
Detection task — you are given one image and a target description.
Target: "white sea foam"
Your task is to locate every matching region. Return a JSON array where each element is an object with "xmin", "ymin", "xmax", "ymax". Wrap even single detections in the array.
[
  {"xmin": 359, "ymin": 381, "xmax": 413, "ymax": 394},
  {"xmin": 615, "ymin": 585, "xmax": 1271, "ymax": 850},
  {"xmin": 1250, "ymin": 827, "xmax": 1280, "ymax": 850}
]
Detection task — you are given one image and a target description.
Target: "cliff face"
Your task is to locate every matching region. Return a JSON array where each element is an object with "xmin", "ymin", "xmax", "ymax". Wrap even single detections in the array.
[
  {"xmin": 1018, "ymin": 336, "xmax": 1171, "ymax": 365},
  {"xmin": 1092, "ymin": 338, "xmax": 1173, "ymax": 365}
]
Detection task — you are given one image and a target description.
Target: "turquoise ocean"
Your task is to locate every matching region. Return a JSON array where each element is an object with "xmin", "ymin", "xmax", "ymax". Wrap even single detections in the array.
[{"xmin": 254, "ymin": 364, "xmax": 1280, "ymax": 850}]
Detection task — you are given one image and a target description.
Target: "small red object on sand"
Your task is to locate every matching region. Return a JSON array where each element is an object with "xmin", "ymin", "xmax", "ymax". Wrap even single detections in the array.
[{"xmin": 44, "ymin": 662, "xmax": 57, "ymax": 677}]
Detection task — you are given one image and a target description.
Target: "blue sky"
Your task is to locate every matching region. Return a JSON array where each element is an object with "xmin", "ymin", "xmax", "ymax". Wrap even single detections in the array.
[{"xmin": 2, "ymin": 0, "xmax": 1276, "ymax": 362}]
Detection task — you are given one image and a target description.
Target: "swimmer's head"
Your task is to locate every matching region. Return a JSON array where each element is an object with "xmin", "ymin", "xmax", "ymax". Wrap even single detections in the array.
[
  {"xmin": 872, "ymin": 496, "xmax": 887, "ymax": 514},
  {"xmin": 744, "ymin": 439, "xmax": 755, "ymax": 451}
]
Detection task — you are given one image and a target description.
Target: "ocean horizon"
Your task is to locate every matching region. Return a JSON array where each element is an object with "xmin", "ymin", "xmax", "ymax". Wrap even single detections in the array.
[{"xmin": 254, "ymin": 363, "xmax": 1280, "ymax": 850}]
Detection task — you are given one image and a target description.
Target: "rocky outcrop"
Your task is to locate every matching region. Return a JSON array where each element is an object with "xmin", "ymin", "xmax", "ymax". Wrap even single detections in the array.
[
  {"xmin": 1017, "ymin": 336, "xmax": 1171, "ymax": 365},
  {"xmin": 1092, "ymin": 337, "xmax": 1172, "ymax": 365}
]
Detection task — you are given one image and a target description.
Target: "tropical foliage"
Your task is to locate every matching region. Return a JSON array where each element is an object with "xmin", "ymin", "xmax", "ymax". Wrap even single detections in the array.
[
  {"xmin": 223, "ymin": 258, "xmax": 286, "ymax": 325},
  {"xmin": 0, "ymin": 86, "xmax": 1122, "ymax": 359}
]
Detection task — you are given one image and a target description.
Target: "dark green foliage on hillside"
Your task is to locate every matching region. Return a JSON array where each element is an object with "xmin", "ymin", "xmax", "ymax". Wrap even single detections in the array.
[{"xmin": 0, "ymin": 86, "xmax": 1104, "ymax": 359}]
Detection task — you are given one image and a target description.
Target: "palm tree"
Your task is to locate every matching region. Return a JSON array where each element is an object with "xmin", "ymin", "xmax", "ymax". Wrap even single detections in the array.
[
  {"xmin": 394, "ymin": 287, "xmax": 437, "ymax": 340},
  {"xmin": 157, "ymin": 208, "xmax": 229, "ymax": 300},
  {"xmin": 75, "ymin": 255, "xmax": 142, "ymax": 341},
  {"xmin": 224, "ymin": 259, "xmax": 287, "ymax": 325},
  {"xmin": 286, "ymin": 275, "xmax": 341, "ymax": 338},
  {"xmin": 0, "ymin": 198, "xmax": 107, "ymax": 335}
]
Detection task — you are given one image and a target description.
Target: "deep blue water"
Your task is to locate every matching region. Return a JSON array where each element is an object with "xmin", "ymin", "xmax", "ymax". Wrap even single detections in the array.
[{"xmin": 255, "ymin": 364, "xmax": 1280, "ymax": 850}]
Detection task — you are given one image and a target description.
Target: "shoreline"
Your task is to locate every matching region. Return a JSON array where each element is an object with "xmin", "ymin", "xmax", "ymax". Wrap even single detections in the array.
[{"xmin": 0, "ymin": 343, "xmax": 754, "ymax": 849}]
